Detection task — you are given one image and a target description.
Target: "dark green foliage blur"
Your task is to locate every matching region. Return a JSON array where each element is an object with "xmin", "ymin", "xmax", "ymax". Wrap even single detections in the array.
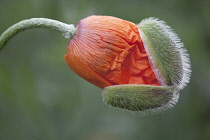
[{"xmin": 0, "ymin": 0, "xmax": 210, "ymax": 140}]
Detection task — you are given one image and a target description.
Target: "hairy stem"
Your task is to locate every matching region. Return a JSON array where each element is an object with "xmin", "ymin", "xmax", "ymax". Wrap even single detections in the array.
[{"xmin": 0, "ymin": 18, "xmax": 76, "ymax": 51}]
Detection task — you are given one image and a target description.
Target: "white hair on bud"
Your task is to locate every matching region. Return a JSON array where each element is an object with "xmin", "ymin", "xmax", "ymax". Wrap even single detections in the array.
[
  {"xmin": 102, "ymin": 85, "xmax": 180, "ymax": 116},
  {"xmin": 103, "ymin": 92, "xmax": 180, "ymax": 116},
  {"xmin": 139, "ymin": 90, "xmax": 180, "ymax": 116},
  {"xmin": 139, "ymin": 17, "xmax": 191, "ymax": 90}
]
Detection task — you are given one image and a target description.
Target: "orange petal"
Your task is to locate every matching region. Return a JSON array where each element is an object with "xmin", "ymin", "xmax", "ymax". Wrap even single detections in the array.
[{"xmin": 65, "ymin": 15, "xmax": 161, "ymax": 88}]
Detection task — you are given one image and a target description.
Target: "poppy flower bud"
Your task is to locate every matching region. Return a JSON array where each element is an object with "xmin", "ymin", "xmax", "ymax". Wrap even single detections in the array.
[
  {"xmin": 64, "ymin": 15, "xmax": 191, "ymax": 113},
  {"xmin": 0, "ymin": 15, "xmax": 191, "ymax": 114}
]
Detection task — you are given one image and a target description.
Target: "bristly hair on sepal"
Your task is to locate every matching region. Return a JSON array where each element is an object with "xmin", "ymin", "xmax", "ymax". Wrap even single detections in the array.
[
  {"xmin": 138, "ymin": 17, "xmax": 191, "ymax": 90},
  {"xmin": 102, "ymin": 85, "xmax": 180, "ymax": 116}
]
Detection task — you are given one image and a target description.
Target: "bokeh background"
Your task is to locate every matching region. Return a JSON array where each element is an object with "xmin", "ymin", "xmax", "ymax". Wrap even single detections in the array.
[{"xmin": 0, "ymin": 0, "xmax": 210, "ymax": 140}]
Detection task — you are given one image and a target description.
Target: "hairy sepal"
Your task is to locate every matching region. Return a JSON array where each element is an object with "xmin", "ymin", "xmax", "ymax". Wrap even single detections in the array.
[
  {"xmin": 138, "ymin": 18, "xmax": 191, "ymax": 89},
  {"xmin": 102, "ymin": 85, "xmax": 179, "ymax": 113}
]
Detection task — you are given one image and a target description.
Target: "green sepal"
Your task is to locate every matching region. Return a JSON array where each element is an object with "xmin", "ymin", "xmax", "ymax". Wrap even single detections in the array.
[
  {"xmin": 102, "ymin": 85, "xmax": 178, "ymax": 111},
  {"xmin": 138, "ymin": 18, "xmax": 184, "ymax": 87}
]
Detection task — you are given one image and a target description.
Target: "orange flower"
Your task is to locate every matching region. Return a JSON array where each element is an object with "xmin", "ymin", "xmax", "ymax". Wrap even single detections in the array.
[
  {"xmin": 0, "ymin": 15, "xmax": 191, "ymax": 112},
  {"xmin": 64, "ymin": 15, "xmax": 160, "ymax": 88}
]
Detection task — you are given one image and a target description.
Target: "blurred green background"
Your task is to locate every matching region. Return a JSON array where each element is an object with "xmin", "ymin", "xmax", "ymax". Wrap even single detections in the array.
[{"xmin": 0, "ymin": 0, "xmax": 210, "ymax": 140}]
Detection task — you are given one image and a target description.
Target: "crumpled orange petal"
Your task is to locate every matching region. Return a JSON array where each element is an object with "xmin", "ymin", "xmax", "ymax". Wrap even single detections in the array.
[{"xmin": 64, "ymin": 15, "xmax": 160, "ymax": 88}]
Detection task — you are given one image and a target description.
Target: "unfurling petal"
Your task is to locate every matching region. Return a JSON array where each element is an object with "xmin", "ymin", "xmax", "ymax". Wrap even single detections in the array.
[{"xmin": 64, "ymin": 16, "xmax": 160, "ymax": 88}]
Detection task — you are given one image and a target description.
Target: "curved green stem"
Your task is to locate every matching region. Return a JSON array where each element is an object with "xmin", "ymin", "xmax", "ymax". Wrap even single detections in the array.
[{"xmin": 0, "ymin": 18, "xmax": 76, "ymax": 51}]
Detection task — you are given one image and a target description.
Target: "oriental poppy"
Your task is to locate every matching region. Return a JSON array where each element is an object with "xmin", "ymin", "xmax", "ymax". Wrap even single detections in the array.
[
  {"xmin": 0, "ymin": 15, "xmax": 191, "ymax": 113},
  {"xmin": 64, "ymin": 16, "xmax": 191, "ymax": 112}
]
